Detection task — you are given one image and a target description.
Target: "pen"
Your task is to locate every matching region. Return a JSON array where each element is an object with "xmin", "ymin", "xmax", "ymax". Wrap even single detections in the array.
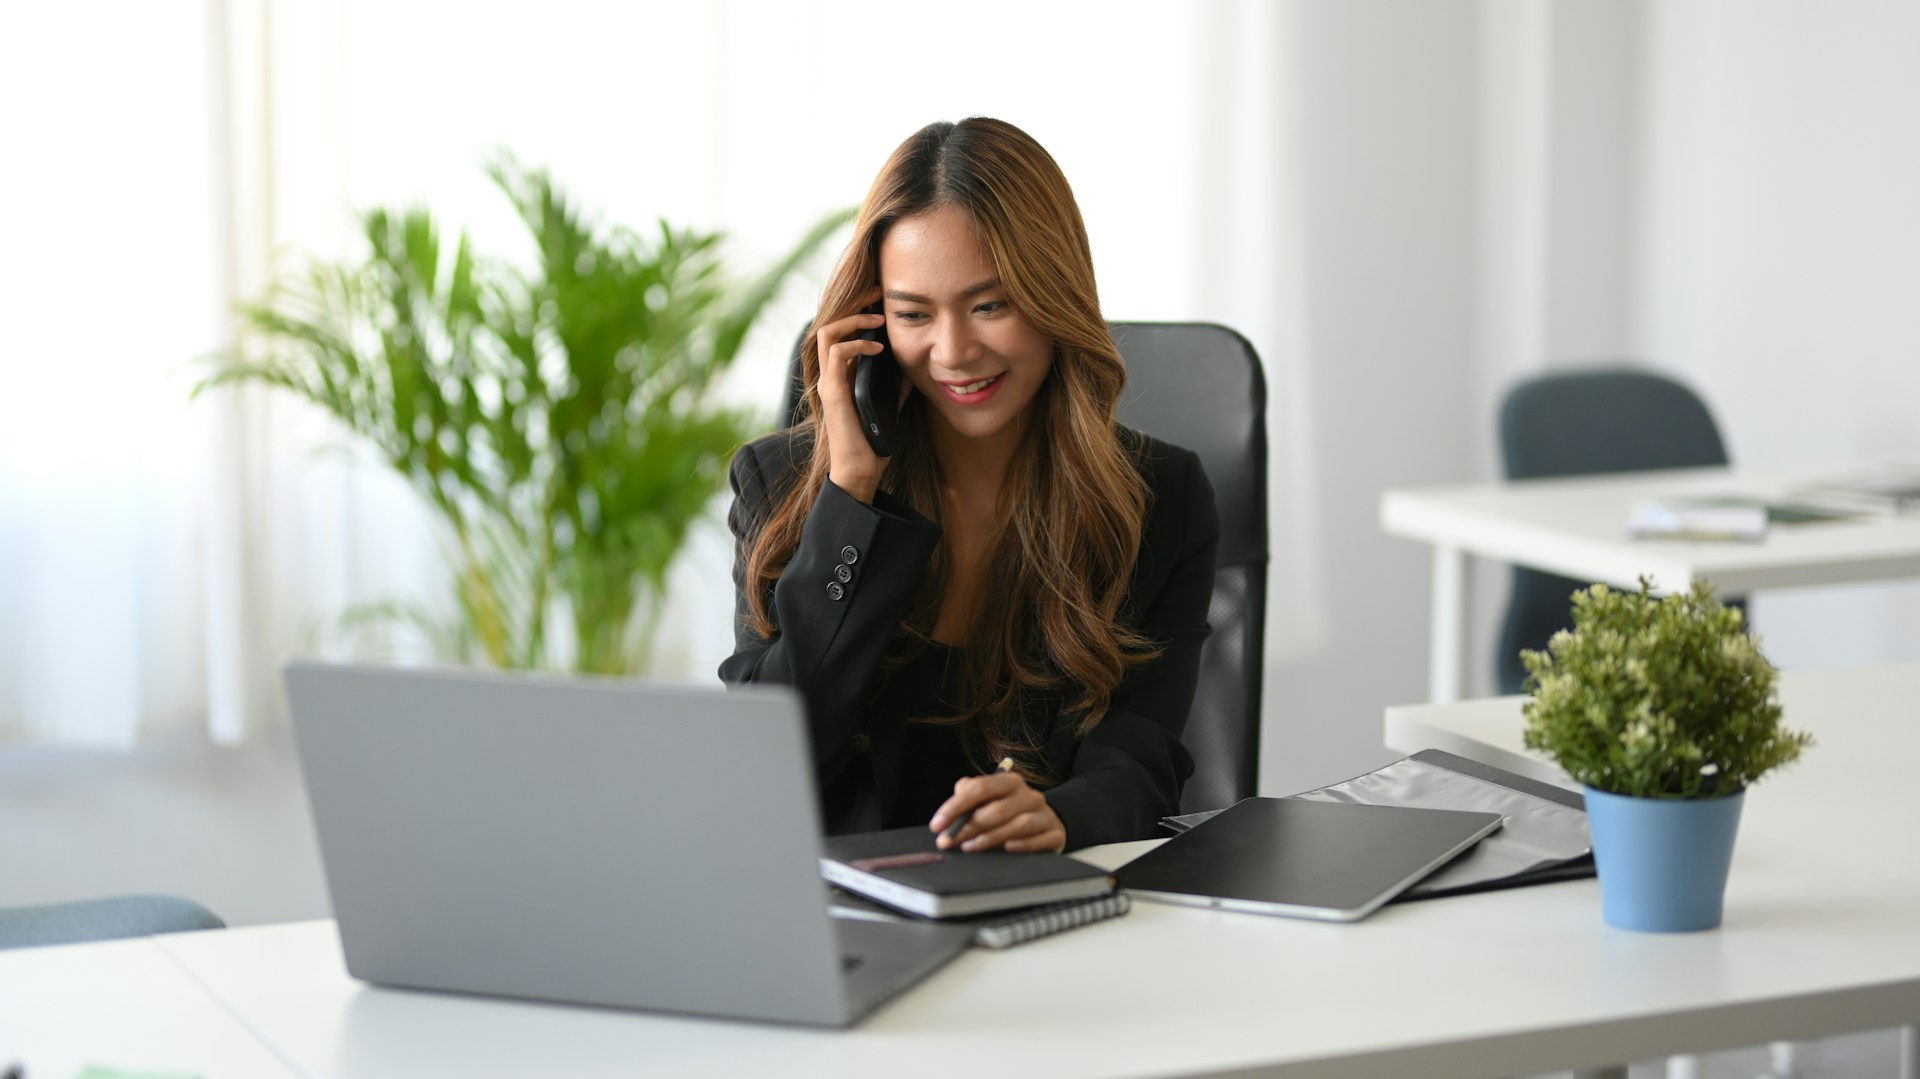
[{"xmin": 941, "ymin": 756, "xmax": 1015, "ymax": 846}]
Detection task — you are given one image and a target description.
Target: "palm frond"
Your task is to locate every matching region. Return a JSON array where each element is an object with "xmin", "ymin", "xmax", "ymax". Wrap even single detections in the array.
[{"xmin": 195, "ymin": 153, "xmax": 843, "ymax": 675}]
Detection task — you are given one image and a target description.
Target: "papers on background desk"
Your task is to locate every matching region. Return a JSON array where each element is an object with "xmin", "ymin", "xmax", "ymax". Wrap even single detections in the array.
[
  {"xmin": 1796, "ymin": 466, "xmax": 1920, "ymax": 514},
  {"xmin": 1625, "ymin": 496, "xmax": 1859, "ymax": 541},
  {"xmin": 1626, "ymin": 500, "xmax": 1769, "ymax": 542}
]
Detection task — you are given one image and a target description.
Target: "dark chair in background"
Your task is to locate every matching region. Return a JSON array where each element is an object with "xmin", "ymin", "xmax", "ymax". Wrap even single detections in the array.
[
  {"xmin": 0, "ymin": 894, "xmax": 225, "ymax": 951},
  {"xmin": 782, "ymin": 322, "xmax": 1268, "ymax": 813},
  {"xmin": 1496, "ymin": 368, "xmax": 1738, "ymax": 694}
]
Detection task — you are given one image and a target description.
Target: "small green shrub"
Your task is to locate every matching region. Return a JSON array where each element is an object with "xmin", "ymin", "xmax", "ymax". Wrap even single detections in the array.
[{"xmin": 1520, "ymin": 579, "xmax": 1811, "ymax": 799}]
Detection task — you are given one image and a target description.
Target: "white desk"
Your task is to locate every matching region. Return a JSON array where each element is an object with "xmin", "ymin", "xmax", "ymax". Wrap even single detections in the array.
[
  {"xmin": 0, "ymin": 934, "xmax": 299, "ymax": 1078},
  {"xmin": 1380, "ymin": 464, "xmax": 1920, "ymax": 700},
  {"xmin": 1386, "ymin": 661, "xmax": 1920, "ymax": 1079},
  {"xmin": 125, "ymin": 665, "xmax": 1917, "ymax": 1077},
  {"xmin": 12, "ymin": 665, "xmax": 1919, "ymax": 1079}
]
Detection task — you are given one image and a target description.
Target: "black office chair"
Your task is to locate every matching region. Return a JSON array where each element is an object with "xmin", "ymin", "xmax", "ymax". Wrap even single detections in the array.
[
  {"xmin": 1496, "ymin": 367, "xmax": 1738, "ymax": 694},
  {"xmin": 0, "ymin": 894, "xmax": 225, "ymax": 951},
  {"xmin": 783, "ymin": 322, "xmax": 1268, "ymax": 814}
]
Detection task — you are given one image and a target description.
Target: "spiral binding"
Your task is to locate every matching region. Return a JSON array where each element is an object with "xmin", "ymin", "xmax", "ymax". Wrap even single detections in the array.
[{"xmin": 971, "ymin": 892, "xmax": 1132, "ymax": 949}]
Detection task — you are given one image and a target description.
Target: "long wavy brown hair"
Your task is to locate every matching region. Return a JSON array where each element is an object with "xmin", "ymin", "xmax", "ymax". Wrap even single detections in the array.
[{"xmin": 743, "ymin": 117, "xmax": 1157, "ymax": 780}]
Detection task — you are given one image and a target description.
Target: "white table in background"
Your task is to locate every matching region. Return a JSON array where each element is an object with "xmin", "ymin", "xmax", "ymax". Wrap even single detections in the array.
[
  {"xmin": 0, "ymin": 934, "xmax": 298, "ymax": 1079},
  {"xmin": 1379, "ymin": 463, "xmax": 1920, "ymax": 701}
]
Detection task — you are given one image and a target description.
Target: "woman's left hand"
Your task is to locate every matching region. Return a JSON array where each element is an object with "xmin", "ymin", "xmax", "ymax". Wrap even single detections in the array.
[{"xmin": 929, "ymin": 772, "xmax": 1067, "ymax": 853}]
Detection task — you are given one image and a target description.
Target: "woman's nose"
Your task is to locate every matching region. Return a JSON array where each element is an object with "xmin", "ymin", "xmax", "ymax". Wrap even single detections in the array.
[{"xmin": 931, "ymin": 316, "xmax": 980, "ymax": 367}]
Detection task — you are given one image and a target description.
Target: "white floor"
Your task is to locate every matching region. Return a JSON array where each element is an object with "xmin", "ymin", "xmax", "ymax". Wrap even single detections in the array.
[
  {"xmin": 0, "ymin": 720, "xmax": 328, "ymax": 927},
  {"xmin": 0, "ymin": 726, "xmax": 1902, "ymax": 1078}
]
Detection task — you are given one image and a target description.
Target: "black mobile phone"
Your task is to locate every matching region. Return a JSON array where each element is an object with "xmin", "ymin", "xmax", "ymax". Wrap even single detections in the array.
[{"xmin": 851, "ymin": 304, "xmax": 902, "ymax": 457}]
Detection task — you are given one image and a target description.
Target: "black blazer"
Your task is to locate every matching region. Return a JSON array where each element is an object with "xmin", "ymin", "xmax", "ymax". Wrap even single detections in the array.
[{"xmin": 718, "ymin": 427, "xmax": 1220, "ymax": 849}]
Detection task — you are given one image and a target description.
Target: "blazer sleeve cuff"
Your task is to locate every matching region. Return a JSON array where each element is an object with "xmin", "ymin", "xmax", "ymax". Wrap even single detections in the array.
[
  {"xmin": 1045, "ymin": 706, "xmax": 1197, "ymax": 850},
  {"xmin": 769, "ymin": 479, "xmax": 941, "ymax": 683}
]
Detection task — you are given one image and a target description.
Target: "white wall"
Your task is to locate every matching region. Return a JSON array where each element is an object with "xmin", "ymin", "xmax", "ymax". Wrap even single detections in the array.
[
  {"xmin": 1632, "ymin": 0, "xmax": 1920, "ymax": 671},
  {"xmin": 1464, "ymin": 0, "xmax": 1649, "ymax": 702},
  {"xmin": 1258, "ymin": 0, "xmax": 1484, "ymax": 795}
]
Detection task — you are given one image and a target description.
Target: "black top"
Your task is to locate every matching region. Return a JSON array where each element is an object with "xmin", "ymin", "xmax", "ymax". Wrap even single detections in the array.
[
  {"xmin": 718, "ymin": 426, "xmax": 1220, "ymax": 849},
  {"xmin": 875, "ymin": 644, "xmax": 983, "ymax": 829}
]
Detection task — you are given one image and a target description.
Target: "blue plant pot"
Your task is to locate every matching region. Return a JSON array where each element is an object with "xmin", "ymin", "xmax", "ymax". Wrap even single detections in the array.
[{"xmin": 1583, "ymin": 786, "xmax": 1745, "ymax": 932}]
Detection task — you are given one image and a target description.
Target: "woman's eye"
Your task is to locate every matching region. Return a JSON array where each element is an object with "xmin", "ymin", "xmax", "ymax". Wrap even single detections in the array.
[
  {"xmin": 894, "ymin": 310, "xmax": 927, "ymax": 323},
  {"xmin": 975, "ymin": 301, "xmax": 1007, "ymax": 315}
]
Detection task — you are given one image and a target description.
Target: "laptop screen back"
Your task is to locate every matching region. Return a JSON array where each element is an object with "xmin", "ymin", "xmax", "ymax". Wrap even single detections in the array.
[{"xmin": 285, "ymin": 662, "xmax": 849, "ymax": 1024}]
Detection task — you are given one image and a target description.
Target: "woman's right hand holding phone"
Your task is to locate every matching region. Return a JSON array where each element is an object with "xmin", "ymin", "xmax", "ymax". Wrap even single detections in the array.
[{"xmin": 814, "ymin": 300, "xmax": 890, "ymax": 504}]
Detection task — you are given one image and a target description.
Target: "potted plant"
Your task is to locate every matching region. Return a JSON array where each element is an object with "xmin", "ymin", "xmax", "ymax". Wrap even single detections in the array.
[
  {"xmin": 1520, "ymin": 579, "xmax": 1812, "ymax": 931},
  {"xmin": 198, "ymin": 156, "xmax": 849, "ymax": 674}
]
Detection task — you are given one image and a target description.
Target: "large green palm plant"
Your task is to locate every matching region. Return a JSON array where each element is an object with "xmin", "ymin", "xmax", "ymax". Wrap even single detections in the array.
[{"xmin": 200, "ymin": 157, "xmax": 846, "ymax": 673}]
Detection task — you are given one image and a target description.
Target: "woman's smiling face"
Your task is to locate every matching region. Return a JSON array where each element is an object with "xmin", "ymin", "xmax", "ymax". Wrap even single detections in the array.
[{"xmin": 877, "ymin": 204, "xmax": 1055, "ymax": 446}]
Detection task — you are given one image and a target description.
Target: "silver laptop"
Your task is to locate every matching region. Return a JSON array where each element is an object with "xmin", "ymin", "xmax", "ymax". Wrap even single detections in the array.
[{"xmin": 284, "ymin": 661, "xmax": 973, "ymax": 1027}]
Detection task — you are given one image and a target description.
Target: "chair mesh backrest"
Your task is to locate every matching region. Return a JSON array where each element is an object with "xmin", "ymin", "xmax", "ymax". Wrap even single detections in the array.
[
  {"xmin": 1500, "ymin": 369, "xmax": 1728, "ymax": 480},
  {"xmin": 1495, "ymin": 368, "xmax": 1731, "ymax": 693},
  {"xmin": 1110, "ymin": 324, "xmax": 1267, "ymax": 813},
  {"xmin": 781, "ymin": 322, "xmax": 1269, "ymax": 814}
]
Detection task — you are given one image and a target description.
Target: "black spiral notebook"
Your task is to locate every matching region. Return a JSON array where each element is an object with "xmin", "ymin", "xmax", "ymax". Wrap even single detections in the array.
[{"xmin": 829, "ymin": 887, "xmax": 1132, "ymax": 949}]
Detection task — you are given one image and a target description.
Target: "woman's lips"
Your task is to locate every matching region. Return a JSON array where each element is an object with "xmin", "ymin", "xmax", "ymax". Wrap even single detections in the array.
[{"xmin": 940, "ymin": 373, "xmax": 1005, "ymax": 406}]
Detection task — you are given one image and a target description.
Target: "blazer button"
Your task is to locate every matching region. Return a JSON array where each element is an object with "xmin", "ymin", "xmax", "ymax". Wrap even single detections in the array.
[
  {"xmin": 826, "ymin": 581, "xmax": 846, "ymax": 602},
  {"xmin": 840, "ymin": 544, "xmax": 859, "ymax": 565},
  {"xmin": 834, "ymin": 563, "xmax": 854, "ymax": 584}
]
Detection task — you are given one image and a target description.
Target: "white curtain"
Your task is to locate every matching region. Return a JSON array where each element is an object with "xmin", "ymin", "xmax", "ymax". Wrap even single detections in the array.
[
  {"xmin": 0, "ymin": 0, "xmax": 1319, "ymax": 746},
  {"xmin": 0, "ymin": 0, "xmax": 440, "ymax": 747},
  {"xmin": 0, "ymin": 1, "xmax": 254, "ymax": 746}
]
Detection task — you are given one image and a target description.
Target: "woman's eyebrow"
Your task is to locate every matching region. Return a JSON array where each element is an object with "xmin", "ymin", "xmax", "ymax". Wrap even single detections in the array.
[{"xmin": 884, "ymin": 277, "xmax": 1002, "ymax": 304}]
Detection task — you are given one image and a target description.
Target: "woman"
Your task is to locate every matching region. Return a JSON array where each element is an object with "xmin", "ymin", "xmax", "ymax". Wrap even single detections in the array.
[{"xmin": 720, "ymin": 117, "xmax": 1218, "ymax": 853}]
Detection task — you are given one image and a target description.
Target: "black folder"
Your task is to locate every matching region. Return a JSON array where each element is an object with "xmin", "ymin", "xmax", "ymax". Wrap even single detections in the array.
[{"xmin": 1160, "ymin": 749, "xmax": 1596, "ymax": 901}]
